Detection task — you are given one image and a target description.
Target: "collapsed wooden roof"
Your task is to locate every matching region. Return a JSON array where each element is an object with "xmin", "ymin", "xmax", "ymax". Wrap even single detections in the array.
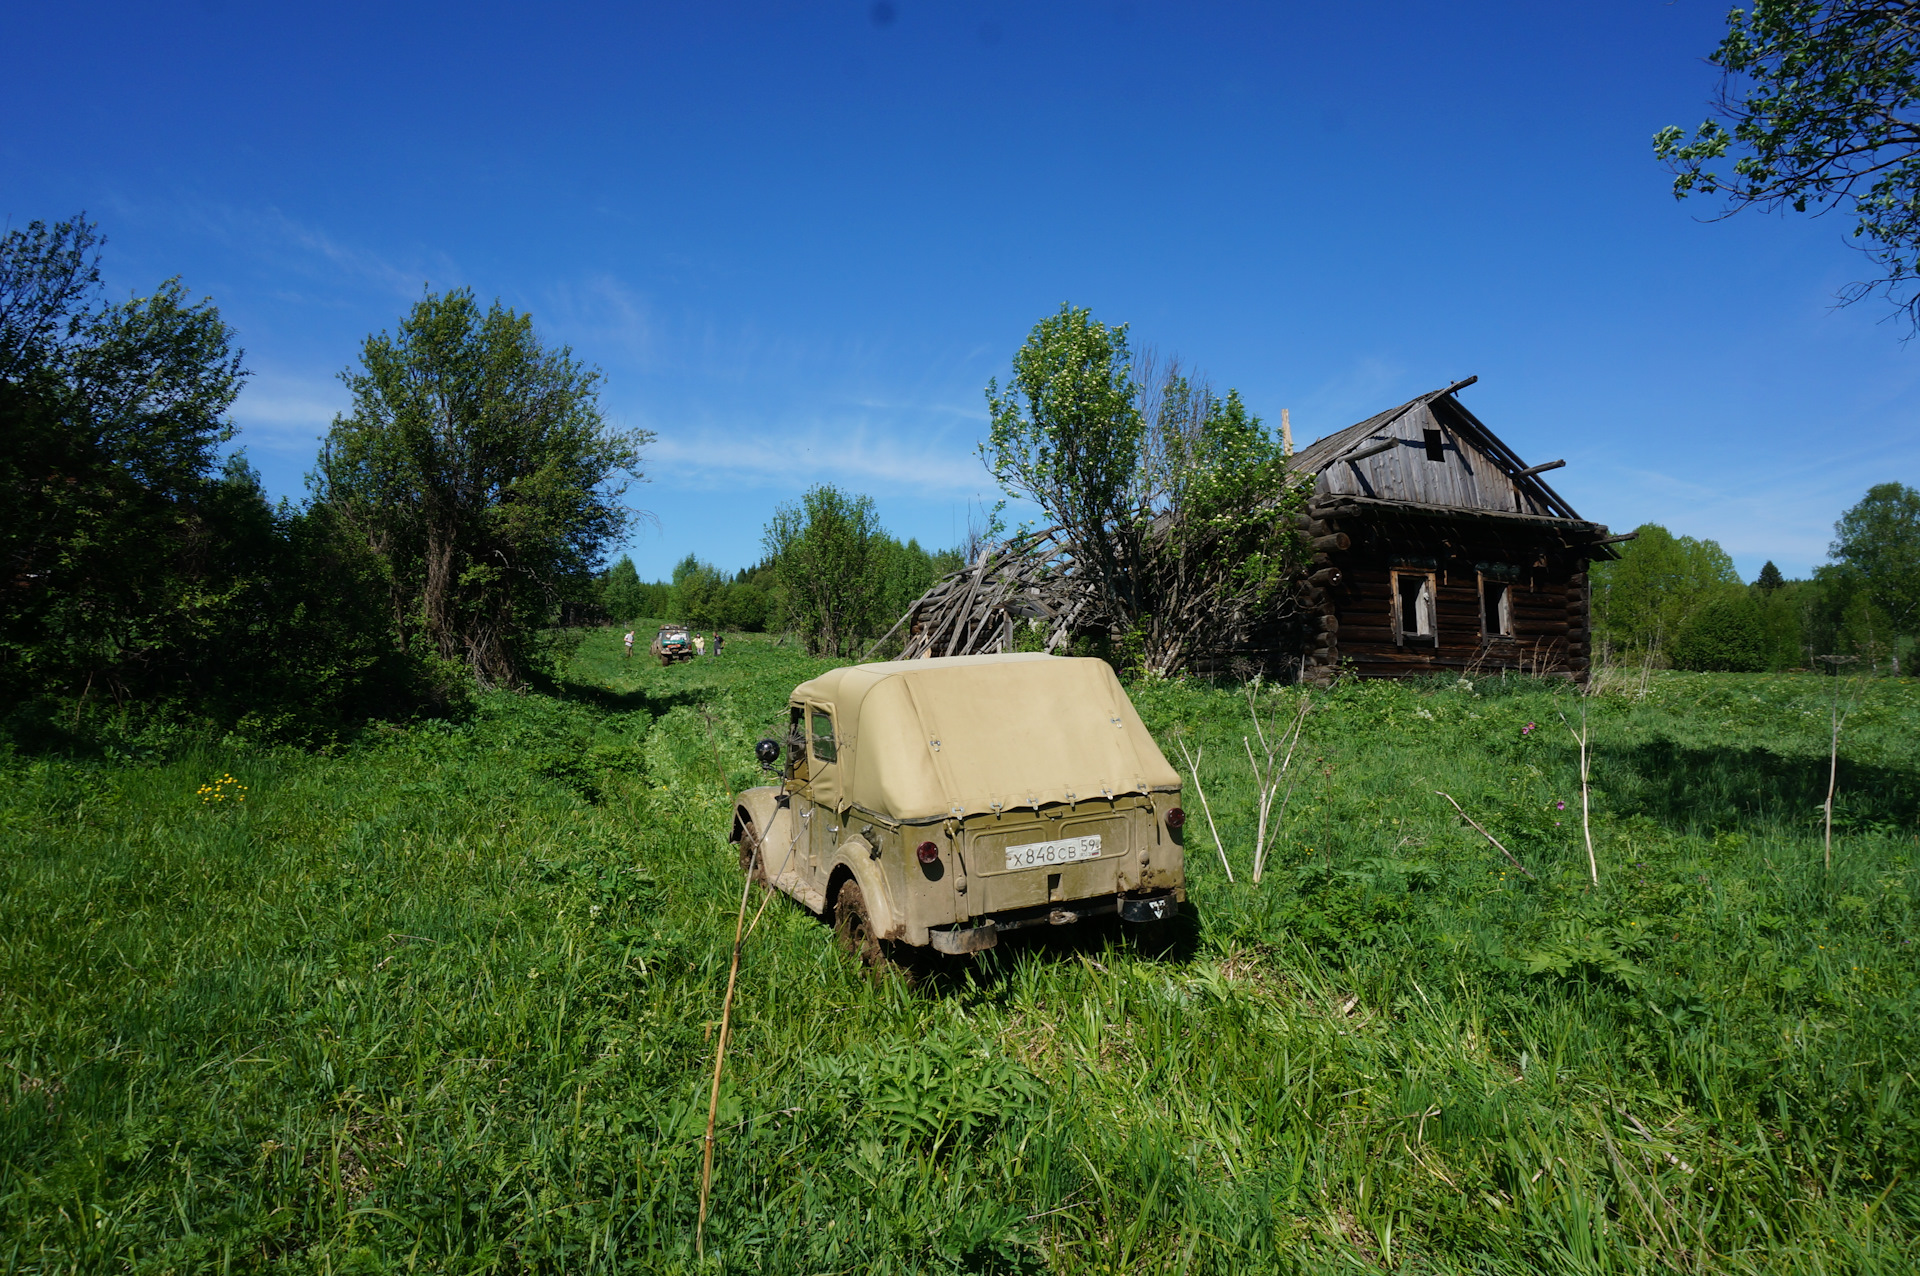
[
  {"xmin": 1291, "ymin": 376, "xmax": 1600, "ymax": 534},
  {"xmin": 864, "ymin": 529, "xmax": 1097, "ymax": 661}
]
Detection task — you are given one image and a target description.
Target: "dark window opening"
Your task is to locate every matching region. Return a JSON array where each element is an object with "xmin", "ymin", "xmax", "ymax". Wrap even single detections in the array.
[
  {"xmin": 1482, "ymin": 577, "xmax": 1512, "ymax": 638},
  {"xmin": 1423, "ymin": 429, "xmax": 1446, "ymax": 462},
  {"xmin": 809, "ymin": 709, "xmax": 837, "ymax": 764},
  {"xmin": 1394, "ymin": 571, "xmax": 1436, "ymax": 645}
]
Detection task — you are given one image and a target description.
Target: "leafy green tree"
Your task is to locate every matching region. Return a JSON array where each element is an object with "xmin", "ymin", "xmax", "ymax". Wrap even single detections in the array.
[
  {"xmin": 1757, "ymin": 559, "xmax": 1785, "ymax": 591},
  {"xmin": 718, "ymin": 581, "xmax": 769, "ymax": 632},
  {"xmin": 1591, "ymin": 524, "xmax": 1742, "ymax": 656},
  {"xmin": 982, "ymin": 311, "xmax": 1306, "ymax": 674},
  {"xmin": 670, "ymin": 554, "xmax": 728, "ymax": 627},
  {"xmin": 1134, "ymin": 375, "xmax": 1309, "ymax": 673},
  {"xmin": 764, "ymin": 485, "xmax": 883, "ymax": 656},
  {"xmin": 1831, "ymin": 482, "xmax": 1920, "ymax": 642},
  {"xmin": 1, "ymin": 215, "xmax": 246, "ymax": 703},
  {"xmin": 1755, "ymin": 577, "xmax": 1816, "ymax": 667},
  {"xmin": 1672, "ymin": 592, "xmax": 1770, "ymax": 671},
  {"xmin": 984, "ymin": 305, "xmax": 1145, "ymax": 622},
  {"xmin": 317, "ymin": 290, "xmax": 649, "ymax": 688},
  {"xmin": 1656, "ymin": 2, "xmax": 1920, "ymax": 325},
  {"xmin": 603, "ymin": 555, "xmax": 644, "ymax": 623},
  {"xmin": 0, "ymin": 216, "xmax": 438, "ymax": 736}
]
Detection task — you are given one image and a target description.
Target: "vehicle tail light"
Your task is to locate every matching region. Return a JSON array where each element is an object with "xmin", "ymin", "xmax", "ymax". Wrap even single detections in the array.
[
  {"xmin": 916, "ymin": 840, "xmax": 940, "ymax": 864},
  {"xmin": 1165, "ymin": 807, "xmax": 1186, "ymax": 832}
]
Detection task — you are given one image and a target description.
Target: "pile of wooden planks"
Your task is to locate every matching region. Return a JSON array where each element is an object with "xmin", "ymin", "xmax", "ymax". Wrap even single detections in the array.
[{"xmin": 863, "ymin": 529, "xmax": 1099, "ymax": 660}]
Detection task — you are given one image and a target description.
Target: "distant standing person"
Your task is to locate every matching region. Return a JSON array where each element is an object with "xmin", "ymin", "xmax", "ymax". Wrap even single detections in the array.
[
  {"xmin": 623, "ymin": 630, "xmax": 634, "ymax": 660},
  {"xmin": 714, "ymin": 632, "xmax": 725, "ymax": 658},
  {"xmin": 694, "ymin": 633, "xmax": 706, "ymax": 657}
]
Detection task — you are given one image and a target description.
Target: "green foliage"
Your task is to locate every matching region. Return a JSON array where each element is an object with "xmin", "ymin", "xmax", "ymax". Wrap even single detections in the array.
[
  {"xmin": 602, "ymin": 554, "xmax": 644, "ymax": 622},
  {"xmin": 808, "ymin": 1035, "xmax": 1043, "ymax": 1156},
  {"xmin": 1758, "ymin": 559, "xmax": 1786, "ymax": 591},
  {"xmin": 1832, "ymin": 482, "xmax": 1920, "ymax": 641},
  {"xmin": 1672, "ymin": 590, "xmax": 1770, "ymax": 671},
  {"xmin": 983, "ymin": 309, "xmax": 1306, "ymax": 674},
  {"xmin": 6, "ymin": 638, "xmax": 1919, "ymax": 1270},
  {"xmin": 0, "ymin": 216, "xmax": 244, "ymax": 701},
  {"xmin": 983, "ymin": 304, "xmax": 1144, "ymax": 620},
  {"xmin": 317, "ymin": 288, "xmax": 649, "ymax": 688},
  {"xmin": 1137, "ymin": 380, "xmax": 1310, "ymax": 672},
  {"xmin": 763, "ymin": 485, "xmax": 885, "ymax": 655},
  {"xmin": 1656, "ymin": 1, "xmax": 1920, "ymax": 325},
  {"xmin": 1591, "ymin": 523, "xmax": 1742, "ymax": 656},
  {"xmin": 670, "ymin": 553, "xmax": 728, "ymax": 626},
  {"xmin": 0, "ymin": 216, "xmax": 436, "ymax": 738}
]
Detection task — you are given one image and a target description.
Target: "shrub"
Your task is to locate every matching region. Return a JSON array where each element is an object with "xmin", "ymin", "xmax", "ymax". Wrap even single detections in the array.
[{"xmin": 1672, "ymin": 592, "xmax": 1768, "ymax": 671}]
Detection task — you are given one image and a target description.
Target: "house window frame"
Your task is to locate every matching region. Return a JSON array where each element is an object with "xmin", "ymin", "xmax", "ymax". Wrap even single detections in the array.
[
  {"xmin": 1479, "ymin": 573, "xmax": 1514, "ymax": 640},
  {"xmin": 1391, "ymin": 569, "xmax": 1438, "ymax": 647}
]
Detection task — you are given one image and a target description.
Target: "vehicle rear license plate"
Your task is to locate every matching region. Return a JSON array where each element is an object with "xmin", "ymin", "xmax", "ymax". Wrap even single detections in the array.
[{"xmin": 1005, "ymin": 834, "xmax": 1101, "ymax": 871}]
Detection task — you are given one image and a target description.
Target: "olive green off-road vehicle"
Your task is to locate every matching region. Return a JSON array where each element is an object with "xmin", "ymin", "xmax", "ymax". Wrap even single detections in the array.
[{"xmin": 729, "ymin": 653, "xmax": 1187, "ymax": 965}]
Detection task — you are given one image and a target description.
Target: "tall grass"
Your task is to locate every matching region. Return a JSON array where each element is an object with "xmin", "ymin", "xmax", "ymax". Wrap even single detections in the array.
[{"xmin": 2, "ymin": 633, "xmax": 1915, "ymax": 1272}]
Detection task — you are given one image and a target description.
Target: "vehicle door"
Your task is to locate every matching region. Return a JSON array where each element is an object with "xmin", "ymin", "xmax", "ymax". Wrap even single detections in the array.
[{"xmin": 803, "ymin": 703, "xmax": 843, "ymax": 878}]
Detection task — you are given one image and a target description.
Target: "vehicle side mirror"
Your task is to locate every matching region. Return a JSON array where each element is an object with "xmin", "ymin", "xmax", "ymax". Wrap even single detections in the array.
[{"xmin": 755, "ymin": 738, "xmax": 781, "ymax": 769}]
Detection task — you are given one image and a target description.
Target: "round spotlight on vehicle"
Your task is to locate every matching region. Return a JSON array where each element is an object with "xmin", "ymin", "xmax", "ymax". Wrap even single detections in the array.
[
  {"xmin": 1165, "ymin": 807, "xmax": 1186, "ymax": 832},
  {"xmin": 916, "ymin": 840, "xmax": 940, "ymax": 864},
  {"xmin": 754, "ymin": 738, "xmax": 781, "ymax": 766}
]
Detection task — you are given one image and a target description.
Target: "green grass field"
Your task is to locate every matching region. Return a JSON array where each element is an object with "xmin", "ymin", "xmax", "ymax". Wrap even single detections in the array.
[{"xmin": 3, "ymin": 629, "xmax": 1917, "ymax": 1273}]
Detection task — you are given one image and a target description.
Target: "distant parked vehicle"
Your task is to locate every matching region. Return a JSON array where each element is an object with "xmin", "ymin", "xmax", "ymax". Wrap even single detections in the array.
[
  {"xmin": 651, "ymin": 624, "xmax": 694, "ymax": 666},
  {"xmin": 729, "ymin": 652, "xmax": 1187, "ymax": 967}
]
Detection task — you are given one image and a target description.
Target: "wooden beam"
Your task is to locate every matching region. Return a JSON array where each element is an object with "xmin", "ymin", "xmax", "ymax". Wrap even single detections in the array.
[
  {"xmin": 1341, "ymin": 437, "xmax": 1399, "ymax": 464},
  {"xmin": 1514, "ymin": 459, "xmax": 1566, "ymax": 479}
]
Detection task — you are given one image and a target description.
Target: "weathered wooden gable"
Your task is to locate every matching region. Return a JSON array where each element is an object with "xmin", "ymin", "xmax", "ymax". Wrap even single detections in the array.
[{"xmin": 1291, "ymin": 380, "xmax": 1579, "ymax": 520}]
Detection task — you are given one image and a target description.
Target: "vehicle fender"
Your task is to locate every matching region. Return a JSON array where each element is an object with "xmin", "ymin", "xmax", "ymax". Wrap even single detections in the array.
[
  {"xmin": 733, "ymin": 787, "xmax": 804, "ymax": 877},
  {"xmin": 730, "ymin": 786, "xmax": 783, "ymax": 844},
  {"xmin": 830, "ymin": 836, "xmax": 906, "ymax": 942}
]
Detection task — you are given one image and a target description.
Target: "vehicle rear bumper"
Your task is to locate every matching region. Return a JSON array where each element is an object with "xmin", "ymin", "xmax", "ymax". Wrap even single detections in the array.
[{"xmin": 926, "ymin": 889, "xmax": 1179, "ymax": 955}]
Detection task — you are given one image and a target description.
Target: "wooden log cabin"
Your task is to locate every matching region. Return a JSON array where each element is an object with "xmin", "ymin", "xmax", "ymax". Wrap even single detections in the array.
[{"xmin": 1287, "ymin": 377, "xmax": 1621, "ymax": 685}]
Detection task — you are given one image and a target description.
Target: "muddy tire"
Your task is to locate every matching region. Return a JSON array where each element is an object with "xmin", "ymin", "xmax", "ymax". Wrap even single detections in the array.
[{"xmin": 833, "ymin": 882, "xmax": 888, "ymax": 971}]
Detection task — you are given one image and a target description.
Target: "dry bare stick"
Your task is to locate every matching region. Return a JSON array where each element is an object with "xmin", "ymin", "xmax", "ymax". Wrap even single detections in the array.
[
  {"xmin": 1245, "ymin": 695, "xmax": 1312, "ymax": 883},
  {"xmin": 1174, "ymin": 736, "xmax": 1233, "ymax": 883},
  {"xmin": 1435, "ymin": 791, "xmax": 1537, "ymax": 881},
  {"xmin": 696, "ymin": 844, "xmax": 758, "ymax": 1257},
  {"xmin": 1564, "ymin": 700, "xmax": 1597, "ymax": 887},
  {"xmin": 1817, "ymin": 656, "xmax": 1861, "ymax": 871}
]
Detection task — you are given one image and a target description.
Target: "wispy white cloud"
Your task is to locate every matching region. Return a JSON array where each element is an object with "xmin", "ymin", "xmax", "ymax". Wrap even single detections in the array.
[
  {"xmin": 647, "ymin": 420, "xmax": 991, "ymax": 496},
  {"xmin": 161, "ymin": 200, "xmax": 454, "ymax": 302},
  {"xmin": 1290, "ymin": 356, "xmax": 1412, "ymax": 446},
  {"xmin": 229, "ymin": 369, "xmax": 345, "ymax": 455},
  {"xmin": 541, "ymin": 273, "xmax": 659, "ymax": 369}
]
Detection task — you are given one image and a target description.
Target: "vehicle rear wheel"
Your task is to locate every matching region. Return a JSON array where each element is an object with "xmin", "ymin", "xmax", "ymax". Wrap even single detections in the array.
[{"xmin": 832, "ymin": 882, "xmax": 888, "ymax": 971}]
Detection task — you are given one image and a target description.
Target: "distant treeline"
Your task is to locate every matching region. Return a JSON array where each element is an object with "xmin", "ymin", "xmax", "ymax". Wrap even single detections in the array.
[
  {"xmin": 1593, "ymin": 486, "xmax": 1919, "ymax": 674},
  {"xmin": 600, "ymin": 508, "xmax": 965, "ymax": 651}
]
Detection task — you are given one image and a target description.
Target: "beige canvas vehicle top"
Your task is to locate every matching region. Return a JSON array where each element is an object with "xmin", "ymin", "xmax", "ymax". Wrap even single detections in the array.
[{"xmin": 789, "ymin": 653, "xmax": 1183, "ymax": 821}]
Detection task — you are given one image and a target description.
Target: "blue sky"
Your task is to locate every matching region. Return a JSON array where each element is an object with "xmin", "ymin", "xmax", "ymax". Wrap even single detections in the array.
[{"xmin": 6, "ymin": 1, "xmax": 1916, "ymax": 581}]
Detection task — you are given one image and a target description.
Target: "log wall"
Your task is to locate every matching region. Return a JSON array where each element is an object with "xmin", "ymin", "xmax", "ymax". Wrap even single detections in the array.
[{"xmin": 1299, "ymin": 506, "xmax": 1596, "ymax": 685}]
